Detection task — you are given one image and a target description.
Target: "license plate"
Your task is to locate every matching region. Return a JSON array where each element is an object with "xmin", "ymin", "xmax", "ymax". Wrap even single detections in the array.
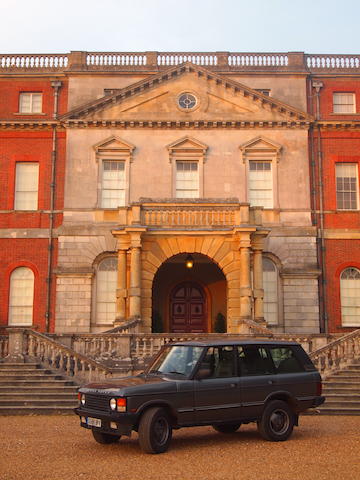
[{"xmin": 87, "ymin": 417, "xmax": 102, "ymax": 428}]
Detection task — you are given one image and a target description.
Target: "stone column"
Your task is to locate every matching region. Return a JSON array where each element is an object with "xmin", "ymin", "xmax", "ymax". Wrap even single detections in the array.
[
  {"xmin": 129, "ymin": 246, "xmax": 141, "ymax": 318},
  {"xmin": 116, "ymin": 248, "xmax": 127, "ymax": 322},
  {"xmin": 239, "ymin": 233, "xmax": 252, "ymax": 320},
  {"xmin": 252, "ymin": 232, "xmax": 268, "ymax": 325}
]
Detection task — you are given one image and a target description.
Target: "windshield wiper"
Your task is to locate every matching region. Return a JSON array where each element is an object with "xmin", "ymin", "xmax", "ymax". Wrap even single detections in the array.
[{"xmin": 167, "ymin": 371, "xmax": 186, "ymax": 376}]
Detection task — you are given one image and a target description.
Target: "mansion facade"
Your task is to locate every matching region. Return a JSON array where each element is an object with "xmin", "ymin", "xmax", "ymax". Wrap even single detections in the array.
[{"xmin": 0, "ymin": 51, "xmax": 359, "ymax": 335}]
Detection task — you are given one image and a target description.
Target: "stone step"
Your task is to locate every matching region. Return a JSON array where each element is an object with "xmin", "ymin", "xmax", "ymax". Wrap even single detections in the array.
[
  {"xmin": 0, "ymin": 405, "xmax": 76, "ymax": 415},
  {"xmin": 318, "ymin": 407, "xmax": 360, "ymax": 415},
  {"xmin": 0, "ymin": 369, "xmax": 53, "ymax": 376},
  {"xmin": 321, "ymin": 400, "xmax": 360, "ymax": 408},
  {"xmin": 0, "ymin": 374, "xmax": 64, "ymax": 381},
  {"xmin": 0, "ymin": 398, "xmax": 77, "ymax": 407},
  {"xmin": 0, "ymin": 385, "xmax": 78, "ymax": 393},
  {"xmin": 0, "ymin": 363, "xmax": 41, "ymax": 370},
  {"xmin": 0, "ymin": 393, "xmax": 78, "ymax": 401},
  {"xmin": 324, "ymin": 379, "xmax": 360, "ymax": 385},
  {"xmin": 331, "ymin": 371, "xmax": 360, "ymax": 377},
  {"xmin": 0, "ymin": 379, "xmax": 76, "ymax": 387},
  {"xmin": 323, "ymin": 394, "xmax": 360, "ymax": 402}
]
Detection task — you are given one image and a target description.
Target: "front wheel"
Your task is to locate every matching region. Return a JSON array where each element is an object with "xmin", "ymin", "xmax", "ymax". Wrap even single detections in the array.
[
  {"xmin": 258, "ymin": 400, "xmax": 294, "ymax": 442},
  {"xmin": 213, "ymin": 423, "xmax": 241, "ymax": 434},
  {"xmin": 92, "ymin": 430, "xmax": 121, "ymax": 444},
  {"xmin": 138, "ymin": 407, "xmax": 172, "ymax": 454}
]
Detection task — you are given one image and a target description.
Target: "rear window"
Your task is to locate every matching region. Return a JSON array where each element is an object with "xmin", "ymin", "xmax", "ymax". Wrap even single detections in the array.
[{"xmin": 268, "ymin": 347, "xmax": 304, "ymax": 374}]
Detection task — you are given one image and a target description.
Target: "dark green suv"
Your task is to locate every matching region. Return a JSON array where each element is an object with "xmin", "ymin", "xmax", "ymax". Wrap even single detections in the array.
[{"xmin": 75, "ymin": 340, "xmax": 325, "ymax": 454}]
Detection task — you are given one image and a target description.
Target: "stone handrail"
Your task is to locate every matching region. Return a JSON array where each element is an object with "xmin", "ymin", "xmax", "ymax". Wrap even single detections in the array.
[
  {"xmin": 26, "ymin": 330, "xmax": 114, "ymax": 383},
  {"xmin": 104, "ymin": 318, "xmax": 141, "ymax": 334},
  {"xmin": 1, "ymin": 51, "xmax": 360, "ymax": 73},
  {"xmin": 309, "ymin": 329, "xmax": 360, "ymax": 378}
]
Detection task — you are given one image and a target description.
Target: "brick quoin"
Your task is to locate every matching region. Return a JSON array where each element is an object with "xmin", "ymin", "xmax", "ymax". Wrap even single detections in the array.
[{"xmin": 0, "ymin": 239, "xmax": 58, "ymax": 333}]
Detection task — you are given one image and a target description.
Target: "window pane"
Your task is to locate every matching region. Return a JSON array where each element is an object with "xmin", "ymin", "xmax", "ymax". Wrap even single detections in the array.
[
  {"xmin": 238, "ymin": 346, "xmax": 273, "ymax": 376},
  {"xmin": 15, "ymin": 163, "xmax": 39, "ymax": 210},
  {"xmin": 263, "ymin": 258, "xmax": 278, "ymax": 325},
  {"xmin": 176, "ymin": 161, "xmax": 199, "ymax": 198},
  {"xmin": 101, "ymin": 161, "xmax": 125, "ymax": 208},
  {"xmin": 96, "ymin": 257, "xmax": 118, "ymax": 325},
  {"xmin": 336, "ymin": 164, "xmax": 358, "ymax": 210},
  {"xmin": 269, "ymin": 347, "xmax": 303, "ymax": 373},
  {"xmin": 333, "ymin": 93, "xmax": 355, "ymax": 113},
  {"xmin": 340, "ymin": 268, "xmax": 360, "ymax": 326},
  {"xmin": 249, "ymin": 161, "xmax": 273, "ymax": 208},
  {"xmin": 9, "ymin": 267, "xmax": 34, "ymax": 326},
  {"xmin": 19, "ymin": 93, "xmax": 42, "ymax": 113}
]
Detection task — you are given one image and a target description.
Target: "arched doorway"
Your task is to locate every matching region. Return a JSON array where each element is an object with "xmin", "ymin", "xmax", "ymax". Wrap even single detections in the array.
[
  {"xmin": 152, "ymin": 252, "xmax": 226, "ymax": 333},
  {"xmin": 170, "ymin": 281, "xmax": 207, "ymax": 333}
]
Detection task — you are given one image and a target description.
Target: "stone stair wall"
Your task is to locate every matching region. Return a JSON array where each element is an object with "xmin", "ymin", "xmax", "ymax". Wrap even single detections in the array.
[{"xmin": 0, "ymin": 362, "xmax": 79, "ymax": 415}]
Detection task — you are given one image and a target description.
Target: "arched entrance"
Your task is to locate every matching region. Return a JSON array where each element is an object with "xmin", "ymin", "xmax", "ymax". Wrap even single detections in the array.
[
  {"xmin": 170, "ymin": 281, "xmax": 207, "ymax": 333},
  {"xmin": 151, "ymin": 252, "xmax": 226, "ymax": 333}
]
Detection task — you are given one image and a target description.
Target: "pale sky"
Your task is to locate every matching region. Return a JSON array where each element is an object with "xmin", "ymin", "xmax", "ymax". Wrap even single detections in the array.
[{"xmin": 1, "ymin": 0, "xmax": 359, "ymax": 54}]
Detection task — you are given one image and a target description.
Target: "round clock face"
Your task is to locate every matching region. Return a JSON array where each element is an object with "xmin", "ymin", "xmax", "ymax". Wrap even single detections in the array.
[{"xmin": 178, "ymin": 93, "xmax": 197, "ymax": 110}]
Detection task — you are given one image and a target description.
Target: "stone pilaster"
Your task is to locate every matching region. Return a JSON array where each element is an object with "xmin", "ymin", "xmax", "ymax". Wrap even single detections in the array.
[
  {"xmin": 115, "ymin": 248, "xmax": 127, "ymax": 322},
  {"xmin": 239, "ymin": 232, "xmax": 252, "ymax": 321}
]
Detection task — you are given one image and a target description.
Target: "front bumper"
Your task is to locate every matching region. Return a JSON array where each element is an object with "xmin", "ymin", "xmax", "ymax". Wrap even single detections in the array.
[
  {"xmin": 312, "ymin": 396, "xmax": 326, "ymax": 408},
  {"xmin": 74, "ymin": 407, "xmax": 138, "ymax": 436}
]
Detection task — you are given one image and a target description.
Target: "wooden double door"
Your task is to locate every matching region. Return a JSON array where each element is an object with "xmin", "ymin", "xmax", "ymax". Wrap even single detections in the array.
[{"xmin": 170, "ymin": 282, "xmax": 207, "ymax": 333}]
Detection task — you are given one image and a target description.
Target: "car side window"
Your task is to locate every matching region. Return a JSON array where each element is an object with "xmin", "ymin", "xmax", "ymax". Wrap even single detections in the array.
[
  {"xmin": 237, "ymin": 346, "xmax": 274, "ymax": 376},
  {"xmin": 198, "ymin": 346, "xmax": 236, "ymax": 378},
  {"xmin": 269, "ymin": 347, "xmax": 304, "ymax": 374}
]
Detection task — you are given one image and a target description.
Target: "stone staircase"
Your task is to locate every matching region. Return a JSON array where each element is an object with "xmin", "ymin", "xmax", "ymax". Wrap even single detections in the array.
[
  {"xmin": 0, "ymin": 362, "xmax": 79, "ymax": 415},
  {"xmin": 320, "ymin": 361, "xmax": 360, "ymax": 415}
]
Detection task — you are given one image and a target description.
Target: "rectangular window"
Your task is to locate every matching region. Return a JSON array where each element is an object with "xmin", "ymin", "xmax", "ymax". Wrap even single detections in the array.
[
  {"xmin": 333, "ymin": 93, "xmax": 355, "ymax": 114},
  {"xmin": 176, "ymin": 161, "xmax": 199, "ymax": 198},
  {"xmin": 336, "ymin": 163, "xmax": 359, "ymax": 210},
  {"xmin": 101, "ymin": 160, "xmax": 125, "ymax": 208},
  {"xmin": 19, "ymin": 93, "xmax": 42, "ymax": 113},
  {"xmin": 14, "ymin": 163, "xmax": 39, "ymax": 210},
  {"xmin": 249, "ymin": 161, "xmax": 273, "ymax": 208}
]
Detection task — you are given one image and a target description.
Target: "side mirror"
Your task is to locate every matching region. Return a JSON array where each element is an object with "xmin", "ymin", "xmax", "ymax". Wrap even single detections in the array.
[{"xmin": 195, "ymin": 368, "xmax": 212, "ymax": 380}]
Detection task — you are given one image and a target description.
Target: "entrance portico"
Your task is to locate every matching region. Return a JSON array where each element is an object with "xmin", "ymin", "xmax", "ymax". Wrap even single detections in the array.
[{"xmin": 112, "ymin": 200, "xmax": 269, "ymax": 333}]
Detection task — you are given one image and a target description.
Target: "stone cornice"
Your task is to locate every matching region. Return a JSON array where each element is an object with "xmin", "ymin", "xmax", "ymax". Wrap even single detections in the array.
[{"xmin": 62, "ymin": 119, "xmax": 311, "ymax": 129}]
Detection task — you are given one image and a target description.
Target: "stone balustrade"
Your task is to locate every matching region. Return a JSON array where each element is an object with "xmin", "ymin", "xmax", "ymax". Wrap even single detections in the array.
[
  {"xmin": 1, "ymin": 51, "xmax": 359, "ymax": 74},
  {"xmin": 309, "ymin": 329, "xmax": 360, "ymax": 378},
  {"xmin": 2, "ymin": 328, "xmax": 359, "ymax": 380}
]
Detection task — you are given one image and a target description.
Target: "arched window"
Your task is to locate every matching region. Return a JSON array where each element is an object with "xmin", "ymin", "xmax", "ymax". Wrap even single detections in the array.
[
  {"xmin": 8, "ymin": 267, "xmax": 34, "ymax": 326},
  {"xmin": 96, "ymin": 257, "xmax": 118, "ymax": 325},
  {"xmin": 263, "ymin": 258, "xmax": 278, "ymax": 325},
  {"xmin": 340, "ymin": 268, "xmax": 360, "ymax": 326}
]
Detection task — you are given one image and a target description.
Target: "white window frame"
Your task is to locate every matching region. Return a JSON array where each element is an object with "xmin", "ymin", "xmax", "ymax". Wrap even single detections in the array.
[
  {"xmin": 335, "ymin": 163, "xmax": 359, "ymax": 210},
  {"xmin": 248, "ymin": 160, "xmax": 273, "ymax": 208},
  {"xmin": 240, "ymin": 137, "xmax": 281, "ymax": 210},
  {"xmin": 333, "ymin": 93, "xmax": 356, "ymax": 114},
  {"xmin": 94, "ymin": 136, "xmax": 134, "ymax": 209},
  {"xmin": 262, "ymin": 258, "xmax": 279, "ymax": 326},
  {"xmin": 94, "ymin": 257, "xmax": 118, "ymax": 327},
  {"xmin": 340, "ymin": 267, "xmax": 360, "ymax": 327},
  {"xmin": 175, "ymin": 160, "xmax": 199, "ymax": 198},
  {"xmin": 8, "ymin": 267, "xmax": 34, "ymax": 326},
  {"xmin": 167, "ymin": 137, "xmax": 207, "ymax": 198},
  {"xmin": 14, "ymin": 162, "xmax": 39, "ymax": 211},
  {"xmin": 19, "ymin": 92, "xmax": 43, "ymax": 114},
  {"xmin": 100, "ymin": 160, "xmax": 126, "ymax": 208}
]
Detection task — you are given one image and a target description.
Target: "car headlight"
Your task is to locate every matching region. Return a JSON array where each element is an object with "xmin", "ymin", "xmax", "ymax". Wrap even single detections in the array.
[
  {"xmin": 109, "ymin": 397, "xmax": 127, "ymax": 412},
  {"xmin": 110, "ymin": 398, "xmax": 117, "ymax": 410},
  {"xmin": 78, "ymin": 393, "xmax": 86, "ymax": 406}
]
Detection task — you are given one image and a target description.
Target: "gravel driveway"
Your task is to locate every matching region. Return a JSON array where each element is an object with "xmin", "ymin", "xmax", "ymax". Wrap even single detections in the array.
[{"xmin": 0, "ymin": 415, "xmax": 359, "ymax": 480}]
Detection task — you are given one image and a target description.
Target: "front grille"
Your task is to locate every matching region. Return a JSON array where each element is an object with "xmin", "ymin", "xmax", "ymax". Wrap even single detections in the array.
[{"xmin": 84, "ymin": 394, "xmax": 110, "ymax": 412}]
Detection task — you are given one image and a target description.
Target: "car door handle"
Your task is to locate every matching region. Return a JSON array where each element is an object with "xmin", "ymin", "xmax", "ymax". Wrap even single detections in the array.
[
  {"xmin": 229, "ymin": 383, "xmax": 237, "ymax": 388},
  {"xmin": 268, "ymin": 380, "xmax": 274, "ymax": 385}
]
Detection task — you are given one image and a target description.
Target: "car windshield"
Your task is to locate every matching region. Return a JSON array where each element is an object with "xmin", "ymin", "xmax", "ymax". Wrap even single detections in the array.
[{"xmin": 147, "ymin": 345, "xmax": 204, "ymax": 377}]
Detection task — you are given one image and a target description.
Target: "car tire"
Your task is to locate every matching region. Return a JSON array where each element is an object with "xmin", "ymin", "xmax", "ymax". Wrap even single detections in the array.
[
  {"xmin": 258, "ymin": 400, "xmax": 295, "ymax": 442},
  {"xmin": 213, "ymin": 423, "xmax": 241, "ymax": 433},
  {"xmin": 138, "ymin": 407, "xmax": 172, "ymax": 454},
  {"xmin": 92, "ymin": 430, "xmax": 121, "ymax": 444}
]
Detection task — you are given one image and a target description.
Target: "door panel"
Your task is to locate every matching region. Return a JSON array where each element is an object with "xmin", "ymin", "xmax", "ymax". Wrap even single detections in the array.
[{"xmin": 170, "ymin": 282, "xmax": 207, "ymax": 333}]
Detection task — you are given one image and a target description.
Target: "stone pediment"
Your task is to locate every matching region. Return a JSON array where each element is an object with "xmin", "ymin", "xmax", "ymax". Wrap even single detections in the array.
[{"xmin": 61, "ymin": 63, "xmax": 312, "ymax": 127}]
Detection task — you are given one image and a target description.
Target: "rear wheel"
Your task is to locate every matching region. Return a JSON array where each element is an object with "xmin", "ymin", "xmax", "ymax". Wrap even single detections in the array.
[
  {"xmin": 213, "ymin": 423, "xmax": 241, "ymax": 433},
  {"xmin": 138, "ymin": 407, "xmax": 172, "ymax": 454},
  {"xmin": 258, "ymin": 400, "xmax": 294, "ymax": 442},
  {"xmin": 92, "ymin": 430, "xmax": 121, "ymax": 444}
]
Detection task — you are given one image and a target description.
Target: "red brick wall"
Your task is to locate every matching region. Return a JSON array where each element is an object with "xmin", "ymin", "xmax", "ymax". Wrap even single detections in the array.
[
  {"xmin": 0, "ymin": 239, "xmax": 58, "ymax": 332},
  {"xmin": 318, "ymin": 78, "xmax": 360, "ymax": 120},
  {"xmin": 0, "ymin": 130, "xmax": 65, "ymax": 228},
  {"xmin": 0, "ymin": 78, "xmax": 68, "ymax": 119},
  {"xmin": 324, "ymin": 239, "xmax": 360, "ymax": 332}
]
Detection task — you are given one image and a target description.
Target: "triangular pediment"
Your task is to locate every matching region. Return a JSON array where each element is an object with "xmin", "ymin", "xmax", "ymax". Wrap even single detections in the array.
[
  {"xmin": 93, "ymin": 136, "xmax": 135, "ymax": 153},
  {"xmin": 167, "ymin": 136, "xmax": 208, "ymax": 152},
  {"xmin": 61, "ymin": 63, "xmax": 312, "ymax": 126}
]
